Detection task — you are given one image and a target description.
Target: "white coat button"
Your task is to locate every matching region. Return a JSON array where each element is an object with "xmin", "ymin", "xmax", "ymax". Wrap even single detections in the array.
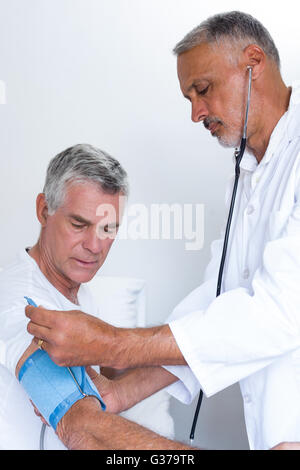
[
  {"xmin": 242, "ymin": 268, "xmax": 250, "ymax": 279},
  {"xmin": 246, "ymin": 205, "xmax": 254, "ymax": 215},
  {"xmin": 244, "ymin": 394, "xmax": 252, "ymax": 404}
]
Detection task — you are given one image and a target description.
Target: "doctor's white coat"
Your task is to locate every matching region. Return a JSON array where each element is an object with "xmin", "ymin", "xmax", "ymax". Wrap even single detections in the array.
[{"xmin": 165, "ymin": 81, "xmax": 300, "ymax": 450}]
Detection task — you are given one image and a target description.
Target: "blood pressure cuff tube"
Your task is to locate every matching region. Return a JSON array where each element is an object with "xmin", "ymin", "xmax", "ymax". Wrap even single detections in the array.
[{"xmin": 18, "ymin": 349, "xmax": 106, "ymax": 430}]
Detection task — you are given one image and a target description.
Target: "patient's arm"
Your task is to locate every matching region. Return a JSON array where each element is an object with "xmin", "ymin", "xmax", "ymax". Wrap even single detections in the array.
[
  {"xmin": 17, "ymin": 344, "xmax": 177, "ymax": 415},
  {"xmin": 89, "ymin": 366, "xmax": 178, "ymax": 413},
  {"xmin": 15, "ymin": 342, "xmax": 195, "ymax": 450},
  {"xmin": 56, "ymin": 398, "xmax": 196, "ymax": 450},
  {"xmin": 15, "ymin": 340, "xmax": 38, "ymax": 378}
]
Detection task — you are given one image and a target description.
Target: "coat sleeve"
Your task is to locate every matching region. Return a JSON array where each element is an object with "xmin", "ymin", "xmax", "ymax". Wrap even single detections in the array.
[{"xmin": 163, "ymin": 236, "xmax": 225, "ymax": 403}]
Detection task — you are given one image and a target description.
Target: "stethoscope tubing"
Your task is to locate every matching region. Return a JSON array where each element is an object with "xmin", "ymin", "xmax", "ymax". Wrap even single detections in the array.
[{"xmin": 189, "ymin": 67, "xmax": 253, "ymax": 443}]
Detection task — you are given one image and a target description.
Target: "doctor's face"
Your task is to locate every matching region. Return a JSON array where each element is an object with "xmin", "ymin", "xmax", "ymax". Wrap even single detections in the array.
[{"xmin": 177, "ymin": 42, "xmax": 249, "ymax": 148}]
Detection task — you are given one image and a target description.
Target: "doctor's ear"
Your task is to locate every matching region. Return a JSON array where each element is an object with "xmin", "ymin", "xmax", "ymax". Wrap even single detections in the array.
[
  {"xmin": 243, "ymin": 44, "xmax": 266, "ymax": 80},
  {"xmin": 36, "ymin": 193, "xmax": 50, "ymax": 227}
]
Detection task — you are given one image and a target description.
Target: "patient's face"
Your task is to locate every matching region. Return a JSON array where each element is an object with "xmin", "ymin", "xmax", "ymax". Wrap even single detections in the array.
[{"xmin": 42, "ymin": 182, "xmax": 124, "ymax": 285}]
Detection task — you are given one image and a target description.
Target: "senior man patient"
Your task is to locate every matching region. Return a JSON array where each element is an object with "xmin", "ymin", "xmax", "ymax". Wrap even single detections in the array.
[
  {"xmin": 26, "ymin": 11, "xmax": 300, "ymax": 451},
  {"xmin": 0, "ymin": 143, "xmax": 193, "ymax": 450}
]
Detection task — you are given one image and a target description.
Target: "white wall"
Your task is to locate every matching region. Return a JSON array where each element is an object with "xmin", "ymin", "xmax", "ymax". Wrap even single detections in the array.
[{"xmin": 0, "ymin": 0, "xmax": 299, "ymax": 450}]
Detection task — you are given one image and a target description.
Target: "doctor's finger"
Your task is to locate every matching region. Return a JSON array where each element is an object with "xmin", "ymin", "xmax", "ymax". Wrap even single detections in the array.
[
  {"xmin": 25, "ymin": 305, "xmax": 56, "ymax": 327},
  {"xmin": 27, "ymin": 321, "xmax": 52, "ymax": 342},
  {"xmin": 32, "ymin": 336, "xmax": 51, "ymax": 356}
]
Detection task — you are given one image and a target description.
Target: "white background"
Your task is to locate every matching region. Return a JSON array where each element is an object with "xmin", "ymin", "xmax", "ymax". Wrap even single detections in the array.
[{"xmin": 0, "ymin": 0, "xmax": 299, "ymax": 450}]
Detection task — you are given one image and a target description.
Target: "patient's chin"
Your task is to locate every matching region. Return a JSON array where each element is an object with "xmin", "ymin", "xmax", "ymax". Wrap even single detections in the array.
[
  {"xmin": 70, "ymin": 266, "xmax": 99, "ymax": 284},
  {"xmin": 70, "ymin": 269, "xmax": 99, "ymax": 285},
  {"xmin": 67, "ymin": 259, "xmax": 102, "ymax": 284}
]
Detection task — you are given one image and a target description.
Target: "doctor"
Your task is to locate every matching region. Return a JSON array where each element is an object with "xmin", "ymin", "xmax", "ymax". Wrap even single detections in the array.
[{"xmin": 26, "ymin": 11, "xmax": 300, "ymax": 450}]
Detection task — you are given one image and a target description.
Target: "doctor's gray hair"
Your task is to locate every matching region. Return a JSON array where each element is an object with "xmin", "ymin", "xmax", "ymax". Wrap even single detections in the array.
[
  {"xmin": 173, "ymin": 11, "xmax": 280, "ymax": 68},
  {"xmin": 43, "ymin": 143, "xmax": 129, "ymax": 214}
]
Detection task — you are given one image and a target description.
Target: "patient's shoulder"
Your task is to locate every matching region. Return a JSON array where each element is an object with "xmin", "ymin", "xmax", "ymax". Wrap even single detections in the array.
[
  {"xmin": 0, "ymin": 250, "xmax": 51, "ymax": 311},
  {"xmin": 0, "ymin": 250, "xmax": 57, "ymax": 374},
  {"xmin": 0, "ymin": 250, "xmax": 35, "ymax": 304}
]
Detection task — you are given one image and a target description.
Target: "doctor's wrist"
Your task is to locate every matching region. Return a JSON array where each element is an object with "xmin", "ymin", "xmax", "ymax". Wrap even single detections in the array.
[
  {"xmin": 114, "ymin": 324, "xmax": 185, "ymax": 369},
  {"xmin": 94, "ymin": 322, "xmax": 185, "ymax": 370}
]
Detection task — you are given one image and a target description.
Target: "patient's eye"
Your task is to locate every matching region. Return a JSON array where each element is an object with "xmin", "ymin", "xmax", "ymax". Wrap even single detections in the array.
[{"xmin": 71, "ymin": 222, "xmax": 85, "ymax": 230}]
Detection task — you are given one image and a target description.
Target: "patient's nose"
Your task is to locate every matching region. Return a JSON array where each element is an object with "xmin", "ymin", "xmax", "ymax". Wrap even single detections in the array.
[{"xmin": 82, "ymin": 228, "xmax": 103, "ymax": 254}]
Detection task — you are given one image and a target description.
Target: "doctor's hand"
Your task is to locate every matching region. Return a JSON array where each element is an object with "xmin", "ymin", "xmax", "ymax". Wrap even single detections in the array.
[
  {"xmin": 271, "ymin": 442, "xmax": 300, "ymax": 450},
  {"xmin": 25, "ymin": 305, "xmax": 185, "ymax": 370},
  {"xmin": 25, "ymin": 305, "xmax": 118, "ymax": 368}
]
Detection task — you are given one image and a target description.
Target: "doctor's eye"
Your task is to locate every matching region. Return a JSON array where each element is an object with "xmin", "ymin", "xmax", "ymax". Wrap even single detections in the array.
[{"xmin": 197, "ymin": 86, "xmax": 209, "ymax": 96}]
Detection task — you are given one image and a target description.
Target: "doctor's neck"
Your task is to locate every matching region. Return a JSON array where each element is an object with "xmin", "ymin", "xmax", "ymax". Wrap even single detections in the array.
[{"xmin": 246, "ymin": 68, "xmax": 292, "ymax": 163}]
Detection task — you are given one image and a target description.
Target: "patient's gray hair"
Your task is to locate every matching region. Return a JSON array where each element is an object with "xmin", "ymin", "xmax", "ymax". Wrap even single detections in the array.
[
  {"xmin": 43, "ymin": 144, "xmax": 129, "ymax": 214},
  {"xmin": 173, "ymin": 11, "xmax": 280, "ymax": 68}
]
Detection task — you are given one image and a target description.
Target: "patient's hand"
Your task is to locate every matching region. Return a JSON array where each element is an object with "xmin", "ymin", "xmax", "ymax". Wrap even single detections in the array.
[{"xmin": 85, "ymin": 366, "xmax": 124, "ymax": 414}]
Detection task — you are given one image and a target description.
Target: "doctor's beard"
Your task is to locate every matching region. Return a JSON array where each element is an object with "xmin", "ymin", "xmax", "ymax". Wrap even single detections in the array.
[{"xmin": 203, "ymin": 117, "xmax": 243, "ymax": 149}]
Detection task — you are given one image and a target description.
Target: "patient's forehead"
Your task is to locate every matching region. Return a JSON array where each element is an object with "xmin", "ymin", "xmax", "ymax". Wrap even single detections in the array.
[
  {"xmin": 58, "ymin": 181, "xmax": 123, "ymax": 222},
  {"xmin": 63, "ymin": 181, "xmax": 105, "ymax": 207}
]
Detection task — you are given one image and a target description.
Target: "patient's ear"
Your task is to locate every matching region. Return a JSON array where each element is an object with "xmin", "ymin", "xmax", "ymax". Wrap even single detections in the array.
[{"xmin": 36, "ymin": 193, "xmax": 49, "ymax": 227}]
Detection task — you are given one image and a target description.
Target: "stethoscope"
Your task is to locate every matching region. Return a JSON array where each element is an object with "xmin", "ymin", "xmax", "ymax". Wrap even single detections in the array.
[{"xmin": 189, "ymin": 66, "xmax": 253, "ymax": 443}]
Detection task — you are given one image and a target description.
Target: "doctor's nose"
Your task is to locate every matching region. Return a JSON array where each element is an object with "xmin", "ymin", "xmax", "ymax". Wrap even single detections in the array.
[{"xmin": 191, "ymin": 99, "xmax": 209, "ymax": 123}]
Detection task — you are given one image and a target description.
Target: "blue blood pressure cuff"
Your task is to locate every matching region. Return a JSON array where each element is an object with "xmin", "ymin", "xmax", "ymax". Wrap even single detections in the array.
[{"xmin": 18, "ymin": 349, "xmax": 106, "ymax": 430}]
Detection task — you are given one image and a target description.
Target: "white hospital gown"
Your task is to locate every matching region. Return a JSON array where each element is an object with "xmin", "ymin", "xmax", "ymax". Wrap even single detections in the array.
[{"xmin": 0, "ymin": 249, "xmax": 100, "ymax": 449}]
